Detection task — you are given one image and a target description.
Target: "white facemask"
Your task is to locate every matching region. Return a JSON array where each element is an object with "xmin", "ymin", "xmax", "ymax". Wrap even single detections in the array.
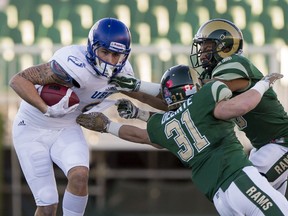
[{"xmin": 95, "ymin": 59, "xmax": 115, "ymax": 78}]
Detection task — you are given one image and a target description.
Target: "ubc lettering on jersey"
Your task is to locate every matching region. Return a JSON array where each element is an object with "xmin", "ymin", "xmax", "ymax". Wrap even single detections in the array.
[
  {"xmin": 246, "ymin": 186, "xmax": 273, "ymax": 211},
  {"xmin": 161, "ymin": 97, "xmax": 193, "ymax": 124},
  {"xmin": 90, "ymin": 86, "xmax": 116, "ymax": 99},
  {"xmin": 91, "ymin": 91, "xmax": 113, "ymax": 99}
]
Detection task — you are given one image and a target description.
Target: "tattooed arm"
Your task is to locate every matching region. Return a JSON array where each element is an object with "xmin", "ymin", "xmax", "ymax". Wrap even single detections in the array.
[{"xmin": 9, "ymin": 62, "xmax": 72, "ymax": 113}]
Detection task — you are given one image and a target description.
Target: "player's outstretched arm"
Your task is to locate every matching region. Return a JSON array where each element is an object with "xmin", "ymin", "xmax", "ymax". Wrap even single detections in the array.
[
  {"xmin": 121, "ymin": 91, "xmax": 168, "ymax": 111},
  {"xmin": 109, "ymin": 74, "xmax": 168, "ymax": 111},
  {"xmin": 76, "ymin": 112, "xmax": 162, "ymax": 149},
  {"xmin": 214, "ymin": 73, "xmax": 283, "ymax": 120},
  {"xmin": 116, "ymin": 99, "xmax": 155, "ymax": 122},
  {"xmin": 109, "ymin": 74, "xmax": 161, "ymax": 96}
]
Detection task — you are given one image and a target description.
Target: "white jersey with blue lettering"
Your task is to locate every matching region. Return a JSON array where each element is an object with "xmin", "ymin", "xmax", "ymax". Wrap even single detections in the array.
[
  {"xmin": 12, "ymin": 44, "xmax": 135, "ymax": 206},
  {"xmin": 16, "ymin": 45, "xmax": 134, "ymax": 128}
]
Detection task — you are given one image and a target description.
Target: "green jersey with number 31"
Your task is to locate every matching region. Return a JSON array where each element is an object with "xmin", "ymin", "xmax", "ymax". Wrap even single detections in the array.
[{"xmin": 147, "ymin": 80, "xmax": 252, "ymax": 201}]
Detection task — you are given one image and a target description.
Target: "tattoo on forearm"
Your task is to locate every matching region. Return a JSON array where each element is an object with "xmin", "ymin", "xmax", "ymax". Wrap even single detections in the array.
[{"xmin": 18, "ymin": 63, "xmax": 68, "ymax": 85}]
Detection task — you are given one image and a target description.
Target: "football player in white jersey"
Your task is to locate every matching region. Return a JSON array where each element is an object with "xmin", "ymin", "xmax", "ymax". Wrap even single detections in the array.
[{"xmin": 9, "ymin": 17, "xmax": 135, "ymax": 216}]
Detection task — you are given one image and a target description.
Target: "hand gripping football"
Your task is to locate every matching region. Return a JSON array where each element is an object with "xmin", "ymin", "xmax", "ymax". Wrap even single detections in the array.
[{"xmin": 39, "ymin": 83, "xmax": 79, "ymax": 107}]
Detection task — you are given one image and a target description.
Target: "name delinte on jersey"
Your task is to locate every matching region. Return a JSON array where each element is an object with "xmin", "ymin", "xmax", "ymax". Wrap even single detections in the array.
[{"xmin": 161, "ymin": 97, "xmax": 193, "ymax": 124}]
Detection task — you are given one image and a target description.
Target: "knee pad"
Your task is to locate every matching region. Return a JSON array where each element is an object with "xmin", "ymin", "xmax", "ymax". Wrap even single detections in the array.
[
  {"xmin": 30, "ymin": 150, "xmax": 52, "ymax": 177},
  {"xmin": 36, "ymin": 186, "xmax": 59, "ymax": 206}
]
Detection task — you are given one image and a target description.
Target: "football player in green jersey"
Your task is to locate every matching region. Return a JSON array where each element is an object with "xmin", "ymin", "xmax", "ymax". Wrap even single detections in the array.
[
  {"xmin": 190, "ymin": 18, "xmax": 288, "ymax": 196},
  {"xmin": 76, "ymin": 65, "xmax": 288, "ymax": 215},
  {"xmin": 109, "ymin": 18, "xmax": 288, "ymax": 198}
]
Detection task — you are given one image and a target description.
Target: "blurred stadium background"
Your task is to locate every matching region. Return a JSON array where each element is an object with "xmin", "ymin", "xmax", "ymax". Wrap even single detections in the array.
[{"xmin": 0, "ymin": 0, "xmax": 288, "ymax": 215}]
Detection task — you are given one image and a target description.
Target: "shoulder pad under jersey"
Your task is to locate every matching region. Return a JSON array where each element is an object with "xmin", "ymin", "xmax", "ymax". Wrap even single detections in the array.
[
  {"xmin": 212, "ymin": 55, "xmax": 250, "ymax": 80},
  {"xmin": 49, "ymin": 45, "xmax": 95, "ymax": 87}
]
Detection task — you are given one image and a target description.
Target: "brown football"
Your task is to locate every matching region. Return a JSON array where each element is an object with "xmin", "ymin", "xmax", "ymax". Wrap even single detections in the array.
[{"xmin": 39, "ymin": 83, "xmax": 79, "ymax": 107}]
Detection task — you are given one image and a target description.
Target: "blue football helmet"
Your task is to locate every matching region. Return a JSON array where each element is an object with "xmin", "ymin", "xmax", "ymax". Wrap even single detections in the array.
[{"xmin": 86, "ymin": 17, "xmax": 131, "ymax": 77}]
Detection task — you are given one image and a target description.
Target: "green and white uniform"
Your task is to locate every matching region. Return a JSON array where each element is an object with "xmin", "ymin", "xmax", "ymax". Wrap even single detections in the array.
[
  {"xmin": 210, "ymin": 54, "xmax": 288, "ymax": 195},
  {"xmin": 148, "ymin": 81, "xmax": 251, "ymax": 200},
  {"xmin": 211, "ymin": 54, "xmax": 288, "ymax": 148},
  {"xmin": 147, "ymin": 81, "xmax": 288, "ymax": 215}
]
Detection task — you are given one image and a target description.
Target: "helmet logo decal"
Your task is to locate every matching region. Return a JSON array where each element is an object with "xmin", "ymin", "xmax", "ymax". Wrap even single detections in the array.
[
  {"xmin": 166, "ymin": 79, "xmax": 173, "ymax": 88},
  {"xmin": 68, "ymin": 56, "xmax": 86, "ymax": 68},
  {"xmin": 110, "ymin": 42, "xmax": 126, "ymax": 51},
  {"xmin": 183, "ymin": 84, "xmax": 196, "ymax": 96},
  {"xmin": 163, "ymin": 87, "xmax": 172, "ymax": 105},
  {"xmin": 219, "ymin": 33, "xmax": 226, "ymax": 40}
]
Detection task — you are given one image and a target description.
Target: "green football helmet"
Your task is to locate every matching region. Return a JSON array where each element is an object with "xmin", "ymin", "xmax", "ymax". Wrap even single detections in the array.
[{"xmin": 190, "ymin": 18, "xmax": 243, "ymax": 73}]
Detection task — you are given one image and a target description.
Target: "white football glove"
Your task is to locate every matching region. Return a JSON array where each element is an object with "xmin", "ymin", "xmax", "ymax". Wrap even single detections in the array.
[
  {"xmin": 44, "ymin": 88, "xmax": 79, "ymax": 118},
  {"xmin": 109, "ymin": 74, "xmax": 141, "ymax": 92}
]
